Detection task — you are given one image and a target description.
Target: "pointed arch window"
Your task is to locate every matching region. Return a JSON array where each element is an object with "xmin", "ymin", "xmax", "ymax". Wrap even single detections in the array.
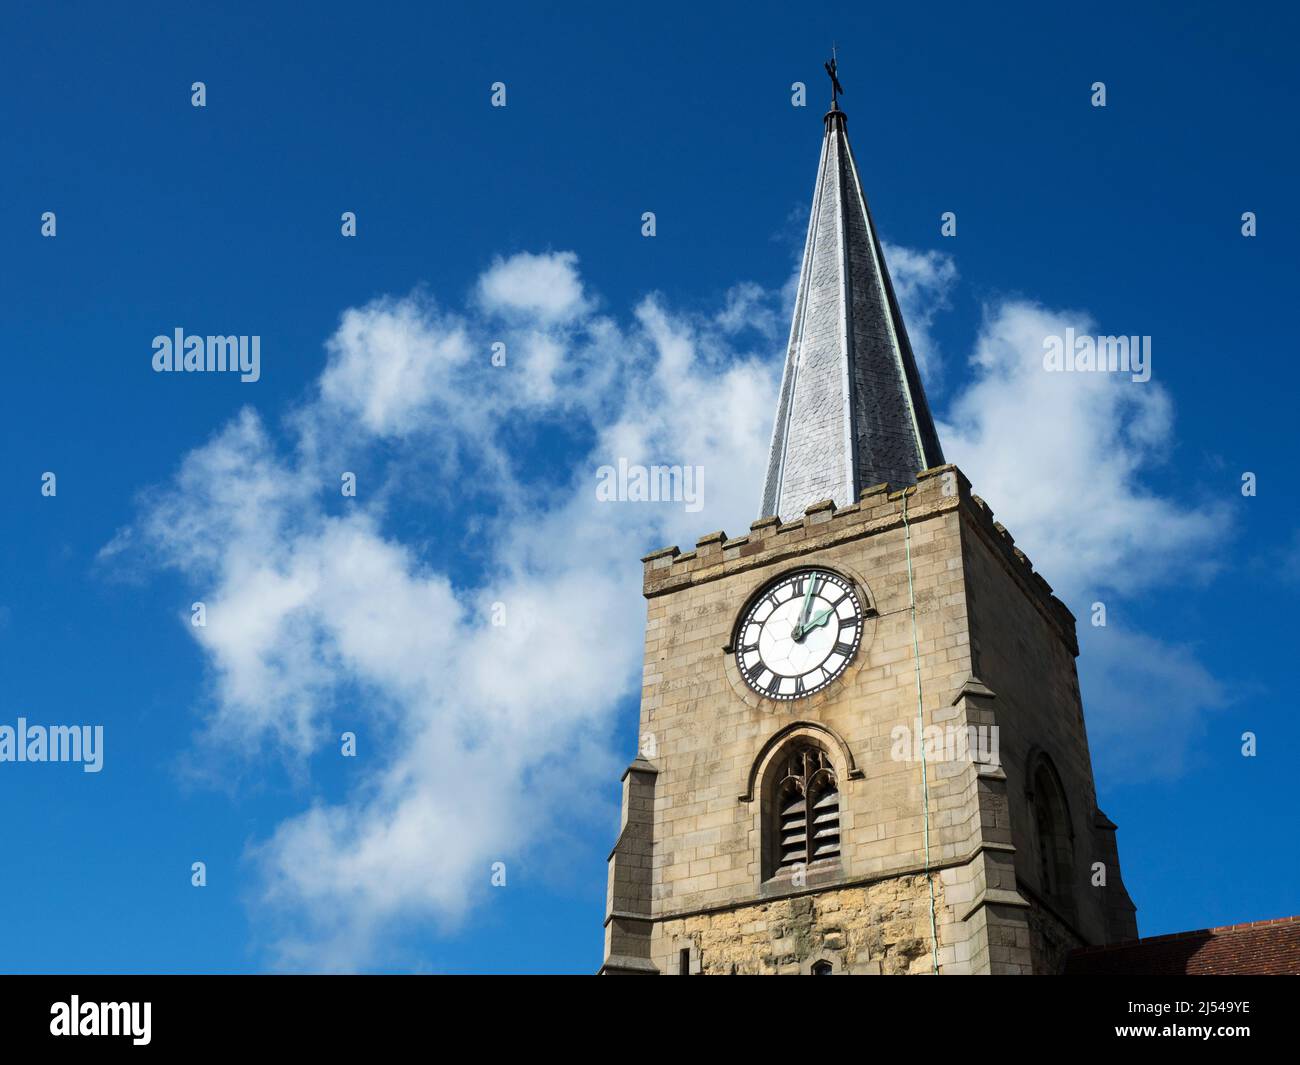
[
  {"xmin": 1030, "ymin": 757, "xmax": 1073, "ymax": 901},
  {"xmin": 773, "ymin": 745, "xmax": 841, "ymax": 874}
]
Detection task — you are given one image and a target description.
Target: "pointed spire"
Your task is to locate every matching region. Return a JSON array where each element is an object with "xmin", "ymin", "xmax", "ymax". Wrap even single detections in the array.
[{"xmin": 760, "ymin": 74, "xmax": 944, "ymax": 522}]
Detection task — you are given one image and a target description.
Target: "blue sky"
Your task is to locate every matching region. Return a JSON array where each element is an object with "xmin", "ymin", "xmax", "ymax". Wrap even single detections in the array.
[{"xmin": 1, "ymin": 1, "xmax": 1297, "ymax": 973}]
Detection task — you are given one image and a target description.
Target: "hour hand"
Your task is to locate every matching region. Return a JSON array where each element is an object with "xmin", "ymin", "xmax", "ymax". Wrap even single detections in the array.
[{"xmin": 803, "ymin": 606, "xmax": 835, "ymax": 632}]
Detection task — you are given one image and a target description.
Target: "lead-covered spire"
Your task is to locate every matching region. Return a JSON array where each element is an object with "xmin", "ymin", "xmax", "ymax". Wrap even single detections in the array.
[{"xmin": 760, "ymin": 90, "xmax": 944, "ymax": 522}]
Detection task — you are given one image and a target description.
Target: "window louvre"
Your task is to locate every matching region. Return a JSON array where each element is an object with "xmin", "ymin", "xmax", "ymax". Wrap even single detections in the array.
[{"xmin": 774, "ymin": 746, "xmax": 840, "ymax": 873}]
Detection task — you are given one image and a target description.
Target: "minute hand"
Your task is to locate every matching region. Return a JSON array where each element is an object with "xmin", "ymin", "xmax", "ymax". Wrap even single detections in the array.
[{"xmin": 794, "ymin": 577, "xmax": 817, "ymax": 638}]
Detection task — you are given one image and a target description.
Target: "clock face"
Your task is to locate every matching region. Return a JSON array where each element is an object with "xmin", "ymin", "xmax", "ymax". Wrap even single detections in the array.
[{"xmin": 735, "ymin": 569, "xmax": 864, "ymax": 700}]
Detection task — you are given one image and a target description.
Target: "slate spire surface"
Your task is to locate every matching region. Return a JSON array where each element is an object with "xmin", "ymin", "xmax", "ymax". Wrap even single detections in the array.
[{"xmin": 760, "ymin": 99, "xmax": 944, "ymax": 522}]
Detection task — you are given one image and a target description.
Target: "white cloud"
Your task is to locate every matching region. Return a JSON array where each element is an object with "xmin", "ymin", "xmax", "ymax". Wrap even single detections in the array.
[
  {"xmin": 939, "ymin": 299, "xmax": 1227, "ymax": 604},
  {"xmin": 319, "ymin": 299, "xmax": 472, "ymax": 438},
  {"xmin": 714, "ymin": 281, "xmax": 782, "ymax": 341},
  {"xmin": 476, "ymin": 250, "xmax": 591, "ymax": 324},
  {"xmin": 881, "ymin": 242, "xmax": 958, "ymax": 383}
]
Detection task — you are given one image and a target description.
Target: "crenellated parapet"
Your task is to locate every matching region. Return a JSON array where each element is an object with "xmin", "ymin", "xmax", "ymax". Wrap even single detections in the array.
[{"xmin": 641, "ymin": 463, "xmax": 1079, "ymax": 655}]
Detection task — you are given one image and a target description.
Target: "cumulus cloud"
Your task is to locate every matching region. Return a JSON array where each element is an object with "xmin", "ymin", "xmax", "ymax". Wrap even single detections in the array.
[
  {"xmin": 318, "ymin": 299, "xmax": 472, "ymax": 438},
  {"xmin": 475, "ymin": 250, "xmax": 591, "ymax": 324},
  {"xmin": 881, "ymin": 242, "xmax": 958, "ymax": 383},
  {"xmin": 714, "ymin": 281, "xmax": 782, "ymax": 341},
  {"xmin": 938, "ymin": 299, "xmax": 1227, "ymax": 603}
]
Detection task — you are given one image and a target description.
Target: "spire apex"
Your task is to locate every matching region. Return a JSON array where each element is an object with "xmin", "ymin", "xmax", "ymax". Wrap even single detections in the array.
[{"xmin": 760, "ymin": 84, "xmax": 944, "ymax": 522}]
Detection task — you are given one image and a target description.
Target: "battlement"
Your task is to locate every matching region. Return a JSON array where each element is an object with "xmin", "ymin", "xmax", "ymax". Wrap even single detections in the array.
[{"xmin": 641, "ymin": 463, "xmax": 1078, "ymax": 653}]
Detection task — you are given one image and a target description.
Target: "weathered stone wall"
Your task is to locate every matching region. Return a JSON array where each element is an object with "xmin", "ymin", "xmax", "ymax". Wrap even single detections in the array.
[
  {"xmin": 1025, "ymin": 895, "xmax": 1086, "ymax": 975},
  {"xmin": 660, "ymin": 876, "xmax": 943, "ymax": 975}
]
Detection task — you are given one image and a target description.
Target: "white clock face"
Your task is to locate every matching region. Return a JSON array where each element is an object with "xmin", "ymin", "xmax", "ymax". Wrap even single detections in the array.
[{"xmin": 735, "ymin": 569, "xmax": 863, "ymax": 700}]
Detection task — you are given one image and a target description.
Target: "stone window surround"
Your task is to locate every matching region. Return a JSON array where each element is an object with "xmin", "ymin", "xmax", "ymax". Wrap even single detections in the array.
[
  {"xmin": 743, "ymin": 722, "xmax": 862, "ymax": 890},
  {"xmin": 1025, "ymin": 748, "xmax": 1077, "ymax": 912}
]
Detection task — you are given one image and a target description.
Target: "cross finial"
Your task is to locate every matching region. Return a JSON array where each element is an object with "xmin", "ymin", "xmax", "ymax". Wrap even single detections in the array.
[{"xmin": 824, "ymin": 47, "xmax": 844, "ymax": 108}]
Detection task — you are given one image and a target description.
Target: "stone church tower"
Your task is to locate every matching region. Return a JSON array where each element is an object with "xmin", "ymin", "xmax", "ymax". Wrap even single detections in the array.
[{"xmin": 600, "ymin": 92, "xmax": 1138, "ymax": 975}]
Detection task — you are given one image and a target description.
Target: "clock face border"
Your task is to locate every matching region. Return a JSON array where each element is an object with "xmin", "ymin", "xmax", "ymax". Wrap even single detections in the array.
[{"xmin": 731, "ymin": 566, "xmax": 866, "ymax": 702}]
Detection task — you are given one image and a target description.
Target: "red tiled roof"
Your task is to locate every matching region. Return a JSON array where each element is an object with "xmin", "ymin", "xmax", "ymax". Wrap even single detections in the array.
[{"xmin": 1065, "ymin": 915, "xmax": 1300, "ymax": 975}]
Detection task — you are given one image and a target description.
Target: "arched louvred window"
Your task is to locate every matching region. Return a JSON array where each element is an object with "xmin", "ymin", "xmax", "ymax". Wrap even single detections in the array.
[
  {"xmin": 774, "ymin": 745, "xmax": 840, "ymax": 874},
  {"xmin": 1030, "ymin": 757, "xmax": 1073, "ymax": 900}
]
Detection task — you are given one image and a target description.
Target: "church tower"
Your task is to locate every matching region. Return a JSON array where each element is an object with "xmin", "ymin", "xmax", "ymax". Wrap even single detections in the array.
[{"xmin": 600, "ymin": 76, "xmax": 1137, "ymax": 975}]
